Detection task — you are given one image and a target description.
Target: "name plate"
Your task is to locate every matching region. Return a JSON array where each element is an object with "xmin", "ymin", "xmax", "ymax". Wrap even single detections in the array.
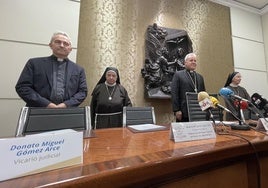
[
  {"xmin": 170, "ymin": 121, "xmax": 216, "ymax": 142},
  {"xmin": 0, "ymin": 129, "xmax": 83, "ymax": 182},
  {"xmin": 256, "ymin": 118, "xmax": 268, "ymax": 131}
]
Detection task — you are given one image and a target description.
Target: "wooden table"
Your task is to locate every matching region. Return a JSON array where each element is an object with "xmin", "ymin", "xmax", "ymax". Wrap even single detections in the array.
[{"xmin": 1, "ymin": 125, "xmax": 268, "ymax": 188}]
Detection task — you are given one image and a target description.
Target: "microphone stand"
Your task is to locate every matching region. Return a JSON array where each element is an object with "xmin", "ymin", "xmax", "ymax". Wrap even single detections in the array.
[
  {"xmin": 248, "ymin": 104, "xmax": 268, "ymax": 126},
  {"xmin": 230, "ymin": 102, "xmax": 250, "ymax": 130},
  {"xmin": 207, "ymin": 109, "xmax": 216, "ymax": 126},
  {"xmin": 219, "ymin": 109, "xmax": 224, "ymax": 122}
]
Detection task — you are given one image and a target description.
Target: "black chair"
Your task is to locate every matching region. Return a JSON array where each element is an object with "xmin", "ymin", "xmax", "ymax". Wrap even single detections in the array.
[
  {"xmin": 15, "ymin": 106, "xmax": 91, "ymax": 136},
  {"xmin": 123, "ymin": 106, "xmax": 156, "ymax": 127},
  {"xmin": 186, "ymin": 92, "xmax": 222, "ymax": 122}
]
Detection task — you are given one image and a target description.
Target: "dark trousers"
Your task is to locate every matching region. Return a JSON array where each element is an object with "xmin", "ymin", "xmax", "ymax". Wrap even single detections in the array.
[{"xmin": 176, "ymin": 117, "xmax": 189, "ymax": 122}]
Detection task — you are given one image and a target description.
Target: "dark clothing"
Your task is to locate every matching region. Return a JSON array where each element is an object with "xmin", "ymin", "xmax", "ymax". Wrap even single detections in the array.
[
  {"xmin": 224, "ymin": 85, "xmax": 251, "ymax": 121},
  {"xmin": 171, "ymin": 69, "xmax": 205, "ymax": 122},
  {"xmin": 15, "ymin": 55, "xmax": 88, "ymax": 107},
  {"xmin": 97, "ymin": 67, "xmax": 121, "ymax": 85},
  {"xmin": 50, "ymin": 61, "xmax": 66, "ymax": 104},
  {"xmin": 91, "ymin": 83, "xmax": 132, "ymax": 129},
  {"xmin": 224, "ymin": 72, "xmax": 239, "ymax": 87}
]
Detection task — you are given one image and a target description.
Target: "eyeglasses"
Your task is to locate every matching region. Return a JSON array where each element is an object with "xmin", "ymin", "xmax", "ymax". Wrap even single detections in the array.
[{"xmin": 53, "ymin": 40, "xmax": 71, "ymax": 47}]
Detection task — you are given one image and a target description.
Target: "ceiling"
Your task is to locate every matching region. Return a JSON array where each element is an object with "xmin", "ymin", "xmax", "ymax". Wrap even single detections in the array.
[
  {"xmin": 233, "ymin": 0, "xmax": 268, "ymax": 9},
  {"xmin": 211, "ymin": 0, "xmax": 268, "ymax": 14}
]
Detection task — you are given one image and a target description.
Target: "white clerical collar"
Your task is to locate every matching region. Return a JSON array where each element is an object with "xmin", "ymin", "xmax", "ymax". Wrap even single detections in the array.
[
  {"xmin": 186, "ymin": 69, "xmax": 195, "ymax": 73},
  {"xmin": 230, "ymin": 83, "xmax": 238, "ymax": 87},
  {"xmin": 57, "ymin": 58, "xmax": 64, "ymax": 62},
  {"xmin": 105, "ymin": 81, "xmax": 116, "ymax": 87}
]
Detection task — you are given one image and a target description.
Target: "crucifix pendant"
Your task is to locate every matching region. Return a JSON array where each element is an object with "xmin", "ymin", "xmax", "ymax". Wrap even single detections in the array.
[
  {"xmin": 194, "ymin": 88, "xmax": 197, "ymax": 93},
  {"xmin": 109, "ymin": 97, "xmax": 112, "ymax": 100}
]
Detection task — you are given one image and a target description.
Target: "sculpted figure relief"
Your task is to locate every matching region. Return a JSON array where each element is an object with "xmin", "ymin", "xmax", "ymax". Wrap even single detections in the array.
[{"xmin": 141, "ymin": 23, "xmax": 193, "ymax": 98}]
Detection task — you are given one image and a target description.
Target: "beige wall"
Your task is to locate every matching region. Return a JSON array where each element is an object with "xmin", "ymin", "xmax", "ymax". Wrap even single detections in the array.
[
  {"xmin": 78, "ymin": 0, "xmax": 233, "ymax": 125},
  {"xmin": 0, "ymin": 0, "xmax": 80, "ymax": 137}
]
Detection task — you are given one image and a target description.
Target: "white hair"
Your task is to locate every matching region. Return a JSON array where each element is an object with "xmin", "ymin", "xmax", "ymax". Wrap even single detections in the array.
[
  {"xmin": 184, "ymin": 52, "xmax": 196, "ymax": 62},
  {"xmin": 50, "ymin": 31, "xmax": 72, "ymax": 45}
]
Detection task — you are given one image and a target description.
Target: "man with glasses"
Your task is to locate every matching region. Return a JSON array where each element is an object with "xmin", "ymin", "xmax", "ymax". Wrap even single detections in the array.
[{"xmin": 16, "ymin": 31, "xmax": 88, "ymax": 108}]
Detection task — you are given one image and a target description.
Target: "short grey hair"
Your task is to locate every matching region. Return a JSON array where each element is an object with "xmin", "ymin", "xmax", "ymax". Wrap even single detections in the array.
[
  {"xmin": 184, "ymin": 52, "xmax": 196, "ymax": 62},
  {"xmin": 50, "ymin": 31, "xmax": 72, "ymax": 45}
]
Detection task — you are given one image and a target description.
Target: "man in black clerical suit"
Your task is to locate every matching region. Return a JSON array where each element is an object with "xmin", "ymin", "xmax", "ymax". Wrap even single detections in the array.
[
  {"xmin": 171, "ymin": 53, "xmax": 205, "ymax": 122},
  {"xmin": 16, "ymin": 31, "xmax": 88, "ymax": 108}
]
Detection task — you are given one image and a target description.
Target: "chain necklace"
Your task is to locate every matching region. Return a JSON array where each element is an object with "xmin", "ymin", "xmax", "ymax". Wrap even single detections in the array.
[
  {"xmin": 105, "ymin": 84, "xmax": 116, "ymax": 100},
  {"xmin": 187, "ymin": 71, "xmax": 197, "ymax": 93}
]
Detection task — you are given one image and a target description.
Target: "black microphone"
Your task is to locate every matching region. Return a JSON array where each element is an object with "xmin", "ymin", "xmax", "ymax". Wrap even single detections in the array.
[
  {"xmin": 250, "ymin": 93, "xmax": 268, "ymax": 118},
  {"xmin": 251, "ymin": 93, "xmax": 268, "ymax": 114}
]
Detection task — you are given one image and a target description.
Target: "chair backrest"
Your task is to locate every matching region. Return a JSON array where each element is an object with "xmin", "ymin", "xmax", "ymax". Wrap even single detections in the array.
[
  {"xmin": 186, "ymin": 92, "xmax": 222, "ymax": 122},
  {"xmin": 123, "ymin": 106, "xmax": 156, "ymax": 127},
  {"xmin": 15, "ymin": 106, "xmax": 91, "ymax": 136}
]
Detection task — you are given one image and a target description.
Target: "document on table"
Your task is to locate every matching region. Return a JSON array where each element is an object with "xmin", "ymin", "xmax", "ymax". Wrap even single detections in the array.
[
  {"xmin": 128, "ymin": 124, "xmax": 167, "ymax": 132},
  {"xmin": 214, "ymin": 121, "xmax": 239, "ymax": 125}
]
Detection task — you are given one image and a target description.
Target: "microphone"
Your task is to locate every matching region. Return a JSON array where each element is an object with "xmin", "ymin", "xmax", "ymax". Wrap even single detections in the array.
[
  {"xmin": 239, "ymin": 100, "xmax": 248, "ymax": 110},
  {"xmin": 210, "ymin": 96, "xmax": 232, "ymax": 113},
  {"xmin": 237, "ymin": 100, "xmax": 247, "ymax": 125},
  {"xmin": 251, "ymin": 93, "xmax": 264, "ymax": 108},
  {"xmin": 251, "ymin": 93, "xmax": 267, "ymax": 108},
  {"xmin": 210, "ymin": 96, "xmax": 242, "ymax": 123},
  {"xmin": 233, "ymin": 100, "xmax": 248, "ymax": 109},
  {"xmin": 251, "ymin": 93, "xmax": 268, "ymax": 117},
  {"xmin": 218, "ymin": 88, "xmax": 250, "ymax": 130},
  {"xmin": 197, "ymin": 91, "xmax": 213, "ymax": 111},
  {"xmin": 219, "ymin": 87, "xmax": 251, "ymax": 103},
  {"xmin": 197, "ymin": 91, "xmax": 215, "ymax": 122}
]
